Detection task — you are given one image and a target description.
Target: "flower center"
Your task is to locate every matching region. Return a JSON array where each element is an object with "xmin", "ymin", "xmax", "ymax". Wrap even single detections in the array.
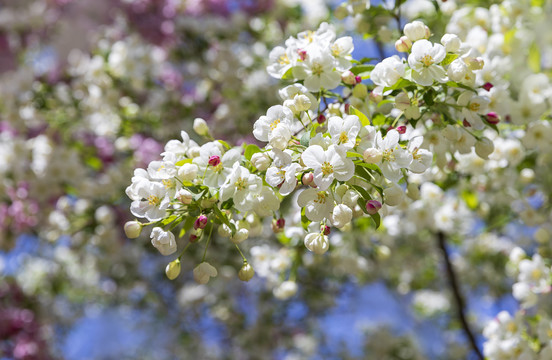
[
  {"xmin": 311, "ymin": 63, "xmax": 323, "ymax": 76},
  {"xmin": 412, "ymin": 148, "xmax": 421, "ymax": 160},
  {"xmin": 162, "ymin": 179, "xmax": 176, "ymax": 189},
  {"xmin": 331, "ymin": 43, "xmax": 342, "ymax": 57},
  {"xmin": 421, "ymin": 54, "xmax": 434, "ymax": 67},
  {"xmin": 469, "ymin": 103, "xmax": 480, "ymax": 112},
  {"xmin": 235, "ymin": 177, "xmax": 248, "ymax": 191},
  {"xmin": 321, "ymin": 161, "xmax": 334, "ymax": 176},
  {"xmin": 315, "ymin": 191, "xmax": 327, "ymax": 204},
  {"xmin": 531, "ymin": 268, "xmax": 542, "ymax": 280},
  {"xmin": 270, "ymin": 118, "xmax": 281, "ymax": 131},
  {"xmin": 279, "ymin": 54, "xmax": 290, "ymax": 65},
  {"xmin": 338, "ymin": 131, "xmax": 349, "ymax": 144},
  {"xmin": 147, "ymin": 195, "xmax": 160, "ymax": 206},
  {"xmin": 382, "ymin": 149, "xmax": 395, "ymax": 162},
  {"xmin": 301, "ymin": 30, "xmax": 315, "ymax": 43}
]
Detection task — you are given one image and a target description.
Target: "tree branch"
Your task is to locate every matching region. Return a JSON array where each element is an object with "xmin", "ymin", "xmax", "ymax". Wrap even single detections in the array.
[{"xmin": 436, "ymin": 231, "xmax": 484, "ymax": 360}]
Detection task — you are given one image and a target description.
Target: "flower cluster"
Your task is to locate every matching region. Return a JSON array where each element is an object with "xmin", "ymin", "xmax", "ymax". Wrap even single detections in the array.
[
  {"xmin": 124, "ymin": 20, "xmax": 499, "ymax": 285},
  {"xmin": 483, "ymin": 247, "xmax": 552, "ymax": 360}
]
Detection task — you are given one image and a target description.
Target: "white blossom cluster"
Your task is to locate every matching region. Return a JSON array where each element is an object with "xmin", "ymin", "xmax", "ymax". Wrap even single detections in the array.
[
  {"xmin": 483, "ymin": 247, "xmax": 552, "ymax": 360},
  {"xmin": 124, "ymin": 20, "xmax": 498, "ymax": 286}
]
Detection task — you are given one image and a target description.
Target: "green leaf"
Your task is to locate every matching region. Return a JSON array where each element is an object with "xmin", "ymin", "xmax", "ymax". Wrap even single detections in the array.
[
  {"xmin": 352, "ymin": 185, "xmax": 381, "ymax": 229},
  {"xmin": 218, "ymin": 139, "xmax": 231, "ymax": 149},
  {"xmin": 441, "ymin": 53, "xmax": 458, "ymax": 66},
  {"xmin": 423, "ymin": 89, "xmax": 435, "ymax": 106},
  {"xmin": 161, "ymin": 215, "xmax": 178, "ymax": 226},
  {"xmin": 281, "ymin": 67, "xmax": 294, "ymax": 80},
  {"xmin": 384, "ymin": 77, "xmax": 415, "ymax": 92},
  {"xmin": 349, "ymin": 64, "xmax": 375, "ymax": 78},
  {"xmin": 356, "ymin": 162, "xmax": 382, "ymax": 176},
  {"xmin": 528, "ymin": 42, "xmax": 541, "ymax": 73},
  {"xmin": 179, "ymin": 216, "xmax": 195, "ymax": 238},
  {"xmin": 371, "ymin": 113, "xmax": 386, "ymax": 126},
  {"xmin": 348, "ymin": 105, "xmax": 371, "ymax": 127},
  {"xmin": 244, "ymin": 144, "xmax": 261, "ymax": 161},
  {"xmin": 347, "ymin": 151, "xmax": 363, "ymax": 158},
  {"xmin": 350, "ymin": 64, "xmax": 374, "ymax": 75},
  {"xmin": 175, "ymin": 158, "xmax": 193, "ymax": 166},
  {"xmin": 445, "ymin": 81, "xmax": 477, "ymax": 93}
]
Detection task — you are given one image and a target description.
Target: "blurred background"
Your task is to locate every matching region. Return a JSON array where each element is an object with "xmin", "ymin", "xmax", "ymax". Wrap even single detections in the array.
[{"xmin": 0, "ymin": 0, "xmax": 529, "ymax": 359}]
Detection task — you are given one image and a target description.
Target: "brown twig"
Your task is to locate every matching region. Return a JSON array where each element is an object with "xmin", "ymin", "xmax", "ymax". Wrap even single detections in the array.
[{"xmin": 436, "ymin": 231, "xmax": 484, "ymax": 360}]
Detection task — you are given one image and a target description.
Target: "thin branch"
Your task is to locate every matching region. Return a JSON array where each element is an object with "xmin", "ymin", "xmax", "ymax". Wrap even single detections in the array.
[{"xmin": 436, "ymin": 231, "xmax": 484, "ymax": 360}]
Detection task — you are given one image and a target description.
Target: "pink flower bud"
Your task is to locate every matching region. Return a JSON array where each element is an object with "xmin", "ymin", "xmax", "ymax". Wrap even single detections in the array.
[
  {"xmin": 317, "ymin": 114, "xmax": 326, "ymax": 124},
  {"xmin": 297, "ymin": 49, "xmax": 307, "ymax": 61},
  {"xmin": 396, "ymin": 125, "xmax": 406, "ymax": 134},
  {"xmin": 322, "ymin": 225, "xmax": 331, "ymax": 235},
  {"xmin": 355, "ymin": 76, "xmax": 362, "ymax": 84},
  {"xmin": 394, "ymin": 36, "xmax": 412, "ymax": 52},
  {"xmin": 190, "ymin": 234, "xmax": 199, "ymax": 243},
  {"xmin": 208, "ymin": 155, "xmax": 221, "ymax": 167},
  {"xmin": 302, "ymin": 172, "xmax": 315, "ymax": 187},
  {"xmin": 482, "ymin": 82, "xmax": 493, "ymax": 91},
  {"xmin": 366, "ymin": 200, "xmax": 382, "ymax": 215},
  {"xmin": 486, "ymin": 112, "xmax": 500, "ymax": 125},
  {"xmin": 194, "ymin": 215, "xmax": 208, "ymax": 230},
  {"xmin": 341, "ymin": 70, "xmax": 356, "ymax": 85},
  {"xmin": 272, "ymin": 218, "xmax": 285, "ymax": 233}
]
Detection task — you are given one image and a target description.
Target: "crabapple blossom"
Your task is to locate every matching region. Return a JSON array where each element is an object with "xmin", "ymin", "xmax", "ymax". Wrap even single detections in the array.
[
  {"xmin": 301, "ymin": 145, "xmax": 354, "ymax": 190},
  {"xmin": 408, "ymin": 40, "xmax": 447, "ymax": 86}
]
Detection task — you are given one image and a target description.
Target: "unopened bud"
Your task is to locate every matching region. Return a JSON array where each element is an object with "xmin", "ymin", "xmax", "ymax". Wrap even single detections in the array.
[
  {"xmin": 475, "ymin": 137, "xmax": 494, "ymax": 159},
  {"xmin": 238, "ymin": 263, "xmax": 255, "ymax": 281},
  {"xmin": 482, "ymin": 82, "xmax": 493, "ymax": 91},
  {"xmin": 355, "ymin": 75, "xmax": 362, "ymax": 84},
  {"xmin": 365, "ymin": 200, "xmax": 382, "ymax": 215},
  {"xmin": 208, "ymin": 155, "xmax": 221, "ymax": 167},
  {"xmin": 272, "ymin": 218, "xmax": 285, "ymax": 233},
  {"xmin": 363, "ymin": 148, "xmax": 383, "ymax": 163},
  {"xmin": 193, "ymin": 118, "xmax": 210, "ymax": 137},
  {"xmin": 342, "ymin": 70, "xmax": 356, "ymax": 85},
  {"xmin": 190, "ymin": 229, "xmax": 203, "ymax": 243},
  {"xmin": 194, "ymin": 215, "xmax": 208, "ymax": 230},
  {"xmin": 467, "ymin": 57, "xmax": 484, "ymax": 70},
  {"xmin": 369, "ymin": 89, "xmax": 383, "ymax": 103},
  {"xmin": 395, "ymin": 36, "xmax": 412, "ymax": 52},
  {"xmin": 302, "ymin": 172, "xmax": 315, "ymax": 187},
  {"xmin": 251, "ymin": 152, "xmax": 271, "ymax": 171},
  {"xmin": 178, "ymin": 163, "xmax": 199, "ymax": 182},
  {"xmin": 322, "ymin": 225, "xmax": 331, "ymax": 235},
  {"xmin": 317, "ymin": 114, "xmax": 326, "ymax": 124},
  {"xmin": 396, "ymin": 125, "xmax": 406, "ymax": 134},
  {"xmin": 124, "ymin": 221, "xmax": 142, "ymax": 238},
  {"xmin": 486, "ymin": 112, "xmax": 500, "ymax": 125},
  {"xmin": 177, "ymin": 189, "xmax": 193, "ymax": 204},
  {"xmin": 352, "ymin": 83, "xmax": 368, "ymax": 98},
  {"xmin": 165, "ymin": 259, "xmax": 181, "ymax": 280},
  {"xmin": 403, "ymin": 21, "xmax": 428, "ymax": 42}
]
